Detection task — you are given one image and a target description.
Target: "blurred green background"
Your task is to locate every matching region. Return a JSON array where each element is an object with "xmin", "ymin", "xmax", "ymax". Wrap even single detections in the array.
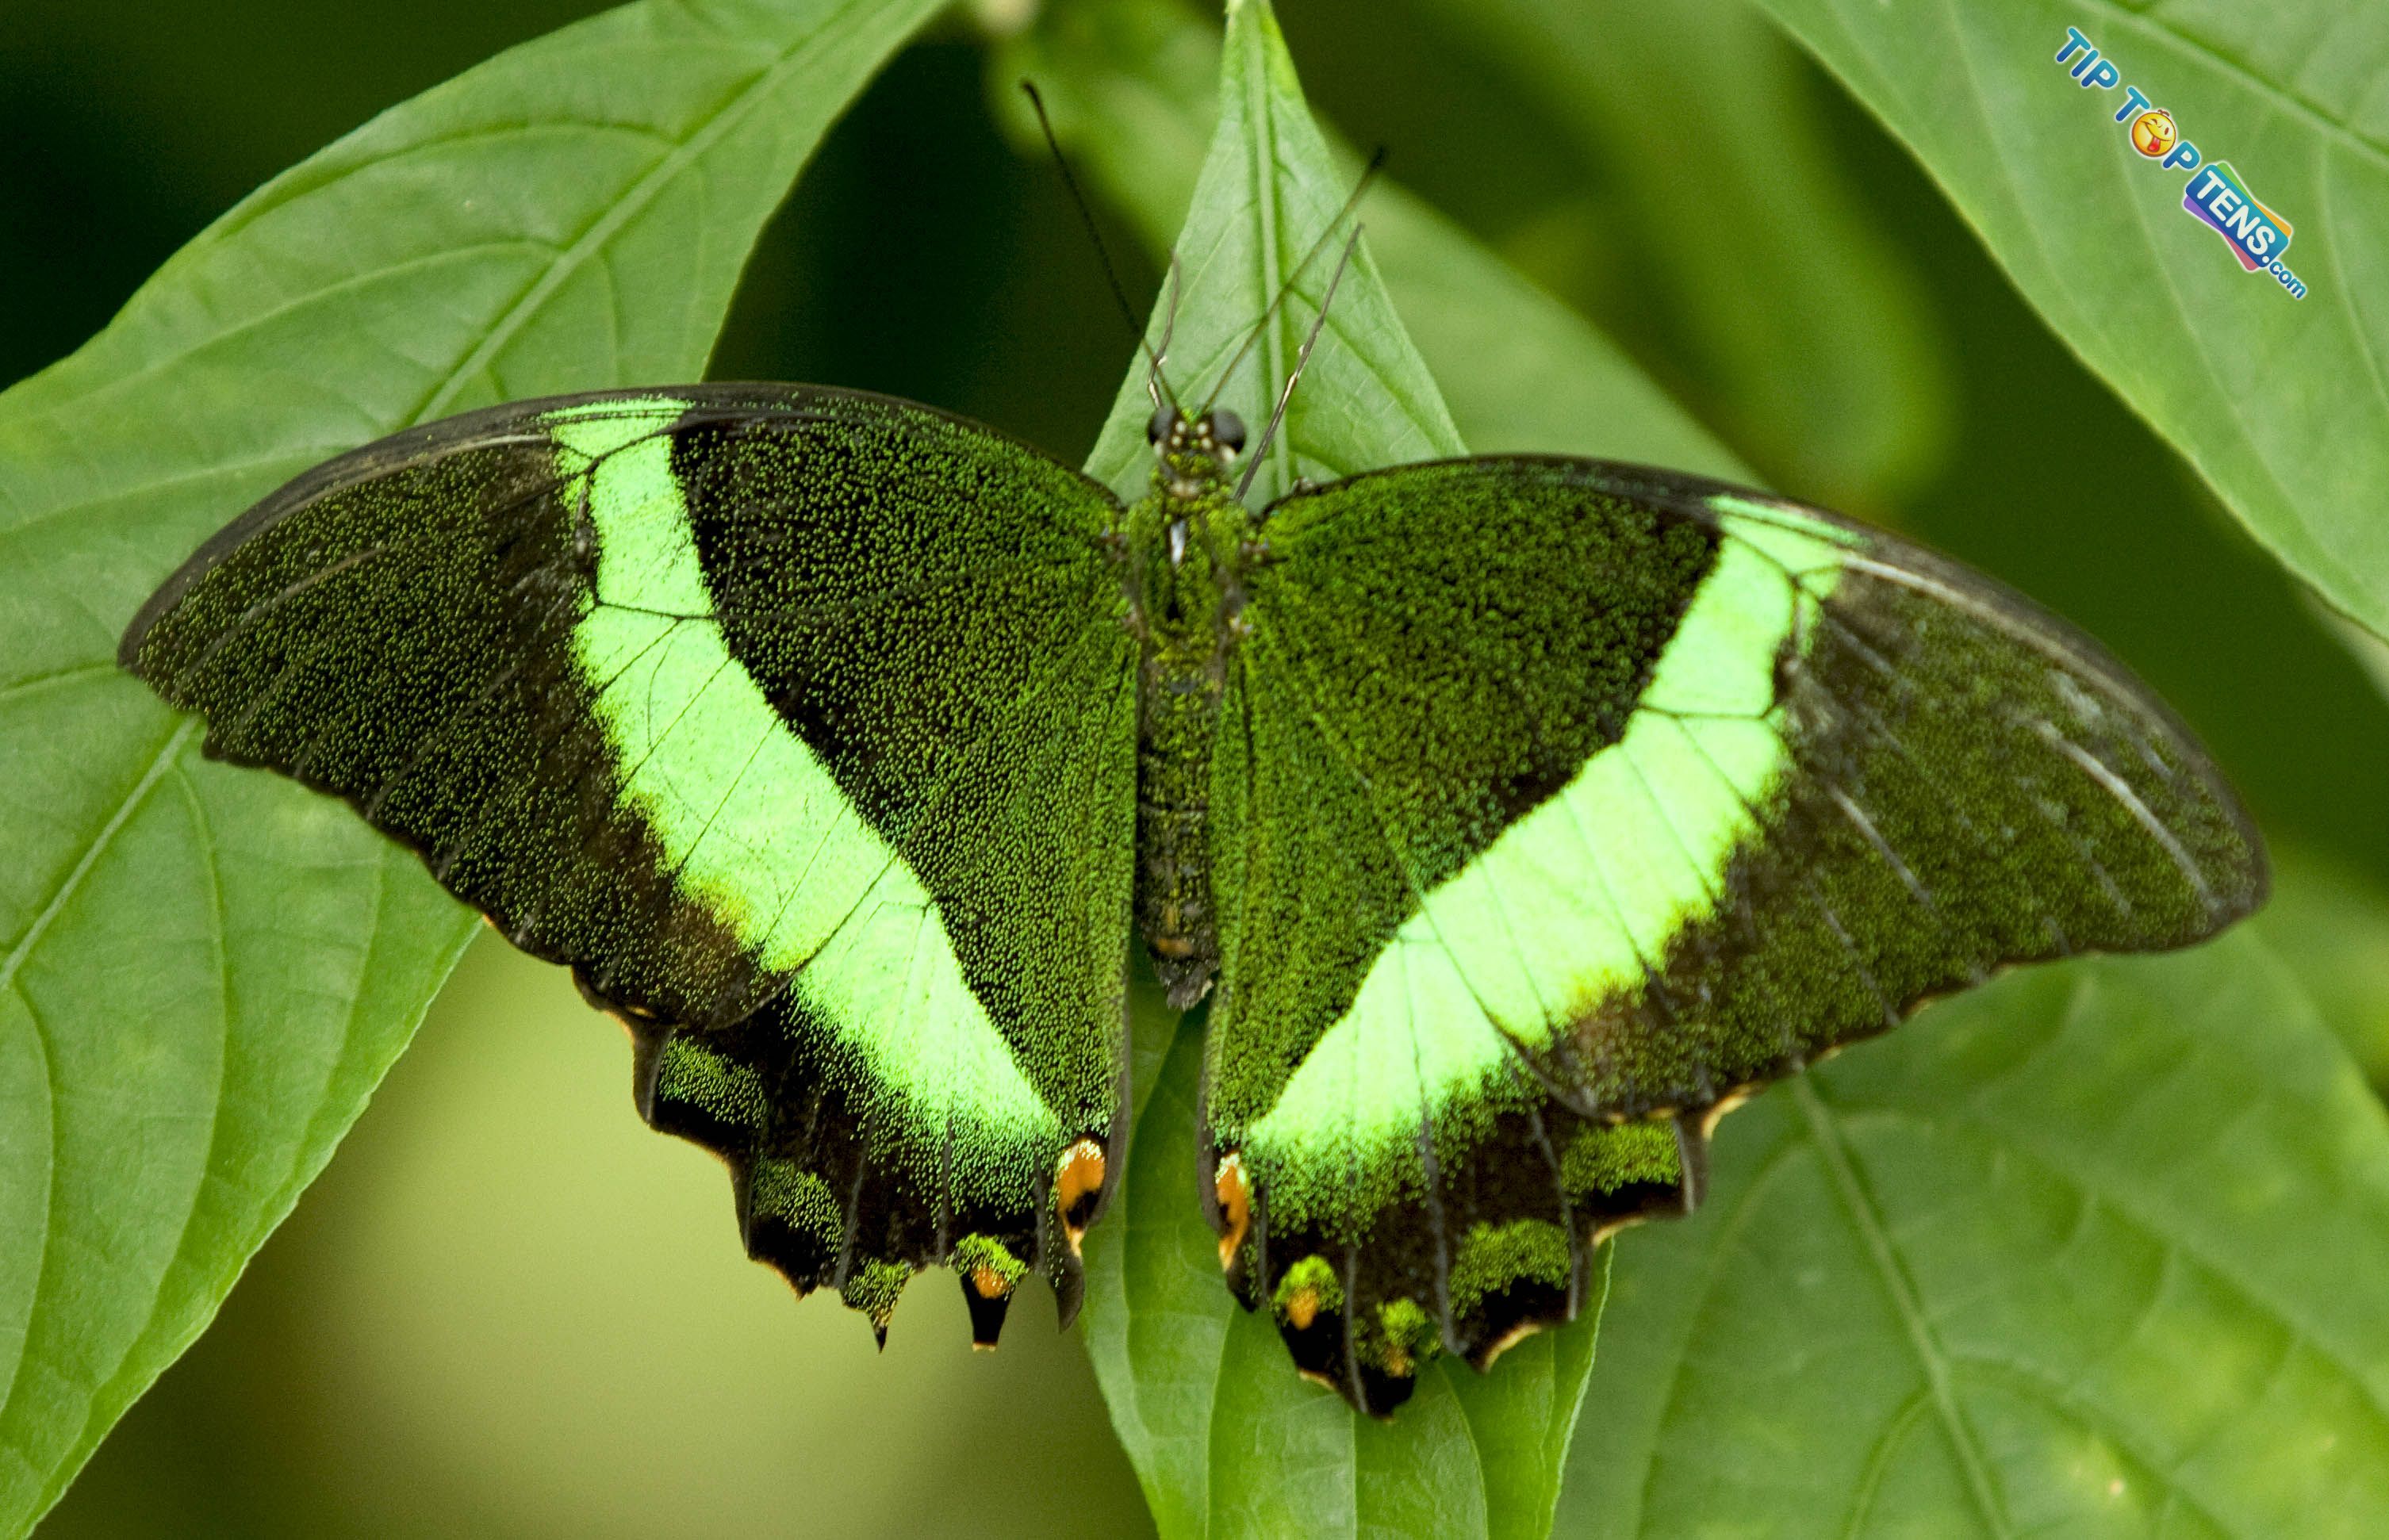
[{"xmin": 10, "ymin": 0, "xmax": 2389, "ymax": 1534}]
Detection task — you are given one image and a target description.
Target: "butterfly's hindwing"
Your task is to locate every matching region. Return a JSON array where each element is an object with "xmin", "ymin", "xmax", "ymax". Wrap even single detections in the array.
[
  {"xmin": 1204, "ymin": 458, "xmax": 2263, "ymax": 1413},
  {"xmin": 122, "ymin": 386, "xmax": 1138, "ymax": 1337}
]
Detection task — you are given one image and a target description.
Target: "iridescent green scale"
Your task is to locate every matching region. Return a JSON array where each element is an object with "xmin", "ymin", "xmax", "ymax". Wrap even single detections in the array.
[{"xmin": 121, "ymin": 382, "xmax": 2263, "ymax": 1414}]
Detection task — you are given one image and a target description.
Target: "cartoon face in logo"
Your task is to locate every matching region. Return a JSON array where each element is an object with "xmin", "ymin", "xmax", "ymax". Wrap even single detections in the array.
[{"xmin": 2132, "ymin": 109, "xmax": 2179, "ymax": 159}]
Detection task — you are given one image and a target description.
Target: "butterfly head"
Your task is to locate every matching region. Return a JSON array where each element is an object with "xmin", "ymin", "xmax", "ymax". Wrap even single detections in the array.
[{"xmin": 1146, "ymin": 403, "xmax": 1247, "ymax": 495}]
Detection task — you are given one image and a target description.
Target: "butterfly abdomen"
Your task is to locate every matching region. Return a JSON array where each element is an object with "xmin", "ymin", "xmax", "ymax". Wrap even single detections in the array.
[
  {"xmin": 1136, "ymin": 640, "xmax": 1226, "ymax": 1006},
  {"xmin": 1125, "ymin": 473, "xmax": 1251, "ymax": 1007}
]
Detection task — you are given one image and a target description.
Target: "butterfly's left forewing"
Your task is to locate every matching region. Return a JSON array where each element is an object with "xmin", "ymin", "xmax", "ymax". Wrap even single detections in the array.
[
  {"xmin": 1206, "ymin": 457, "xmax": 2263, "ymax": 1413},
  {"xmin": 123, "ymin": 386, "xmax": 1138, "ymax": 1337}
]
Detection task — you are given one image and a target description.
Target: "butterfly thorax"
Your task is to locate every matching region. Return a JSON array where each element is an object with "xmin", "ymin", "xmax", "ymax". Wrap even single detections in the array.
[{"xmin": 1122, "ymin": 411, "xmax": 1256, "ymax": 1007}]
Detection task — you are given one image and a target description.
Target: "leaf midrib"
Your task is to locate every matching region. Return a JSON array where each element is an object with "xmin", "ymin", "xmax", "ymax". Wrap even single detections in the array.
[
  {"xmin": 1940, "ymin": 1015, "xmax": 2389, "ymax": 1430},
  {"xmin": 1792, "ymin": 1078, "xmax": 2011, "ymax": 1537},
  {"xmin": 0, "ymin": 243, "xmax": 566, "ymax": 500},
  {"xmin": 1237, "ymin": 6, "xmax": 1295, "ymax": 504}
]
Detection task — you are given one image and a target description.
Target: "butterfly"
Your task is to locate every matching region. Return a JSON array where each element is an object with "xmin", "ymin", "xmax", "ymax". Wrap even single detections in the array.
[{"xmin": 119, "ymin": 377, "xmax": 2264, "ymax": 1416}]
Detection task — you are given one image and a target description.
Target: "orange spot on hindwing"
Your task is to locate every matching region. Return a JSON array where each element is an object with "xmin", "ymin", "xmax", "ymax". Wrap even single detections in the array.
[
  {"xmin": 1214, "ymin": 1151, "xmax": 1251, "ymax": 1271},
  {"xmin": 1056, "ymin": 1139, "xmax": 1106, "ymax": 1254}
]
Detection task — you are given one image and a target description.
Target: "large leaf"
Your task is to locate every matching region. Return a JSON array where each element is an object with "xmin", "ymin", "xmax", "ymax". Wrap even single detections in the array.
[
  {"xmin": 0, "ymin": 0, "xmax": 941, "ymax": 1526},
  {"xmin": 1412, "ymin": 0, "xmax": 1949, "ymax": 508},
  {"xmin": 1564, "ymin": 929, "xmax": 2389, "ymax": 1534},
  {"xmin": 1055, "ymin": 2, "xmax": 1619, "ymax": 1533},
  {"xmin": 1740, "ymin": 0, "xmax": 2389, "ymax": 640}
]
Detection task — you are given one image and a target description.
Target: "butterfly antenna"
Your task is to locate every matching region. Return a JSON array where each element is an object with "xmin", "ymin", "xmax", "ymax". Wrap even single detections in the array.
[
  {"xmin": 1148, "ymin": 255, "xmax": 1184, "ymax": 408},
  {"xmin": 1198, "ymin": 146, "xmax": 1386, "ymax": 419},
  {"xmin": 1018, "ymin": 80, "xmax": 1182, "ymax": 413},
  {"xmin": 1237, "ymin": 225, "xmax": 1359, "ymax": 503}
]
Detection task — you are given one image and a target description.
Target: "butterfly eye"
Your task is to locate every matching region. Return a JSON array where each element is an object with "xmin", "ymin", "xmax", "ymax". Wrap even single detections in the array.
[
  {"xmin": 1146, "ymin": 404, "xmax": 1178, "ymax": 446},
  {"xmin": 1209, "ymin": 409, "xmax": 1247, "ymax": 454}
]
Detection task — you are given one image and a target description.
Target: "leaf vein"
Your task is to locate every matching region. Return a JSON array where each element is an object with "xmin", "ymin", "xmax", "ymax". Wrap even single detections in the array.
[
  {"xmin": 0, "ymin": 716, "xmax": 200, "ymax": 1451},
  {"xmin": 1792, "ymin": 1078, "xmax": 2011, "ymax": 1534}
]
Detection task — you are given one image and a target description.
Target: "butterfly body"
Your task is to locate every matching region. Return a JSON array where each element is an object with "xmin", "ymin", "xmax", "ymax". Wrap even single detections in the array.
[
  {"xmin": 121, "ymin": 384, "xmax": 2264, "ymax": 1416},
  {"xmin": 1125, "ymin": 408, "xmax": 1258, "ymax": 1007}
]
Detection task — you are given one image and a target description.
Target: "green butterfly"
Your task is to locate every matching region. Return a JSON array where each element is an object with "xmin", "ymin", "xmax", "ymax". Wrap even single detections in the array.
[{"xmin": 119, "ymin": 373, "xmax": 2263, "ymax": 1416}]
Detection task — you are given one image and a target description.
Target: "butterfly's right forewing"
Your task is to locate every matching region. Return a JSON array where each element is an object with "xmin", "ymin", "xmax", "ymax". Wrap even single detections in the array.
[{"xmin": 1201, "ymin": 457, "xmax": 2263, "ymax": 1413}]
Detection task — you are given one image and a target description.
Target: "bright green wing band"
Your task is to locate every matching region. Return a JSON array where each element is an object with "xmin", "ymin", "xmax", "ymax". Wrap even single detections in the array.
[
  {"xmin": 121, "ymin": 385, "xmax": 1137, "ymax": 1343},
  {"xmin": 549, "ymin": 404, "xmax": 1057, "ymax": 1201},
  {"xmin": 1202, "ymin": 458, "xmax": 2262, "ymax": 1415},
  {"xmin": 1241, "ymin": 515, "xmax": 1846, "ymax": 1198}
]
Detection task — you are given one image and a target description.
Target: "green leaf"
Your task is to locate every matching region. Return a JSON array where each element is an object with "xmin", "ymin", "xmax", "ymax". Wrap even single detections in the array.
[
  {"xmin": 1739, "ymin": 0, "xmax": 2389, "ymax": 639},
  {"xmin": 0, "ymin": 0, "xmax": 941, "ymax": 1526},
  {"xmin": 1413, "ymin": 0, "xmax": 1950, "ymax": 508},
  {"xmin": 2249, "ymin": 846, "xmax": 2389, "ymax": 1091},
  {"xmin": 995, "ymin": 0, "xmax": 1748, "ymax": 482},
  {"xmin": 1062, "ymin": 2, "xmax": 1617, "ymax": 1532},
  {"xmin": 1079, "ymin": 0, "xmax": 1464, "ymax": 505},
  {"xmin": 1092, "ymin": 988, "xmax": 1606, "ymax": 1540},
  {"xmin": 1565, "ymin": 931, "xmax": 2389, "ymax": 1534}
]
